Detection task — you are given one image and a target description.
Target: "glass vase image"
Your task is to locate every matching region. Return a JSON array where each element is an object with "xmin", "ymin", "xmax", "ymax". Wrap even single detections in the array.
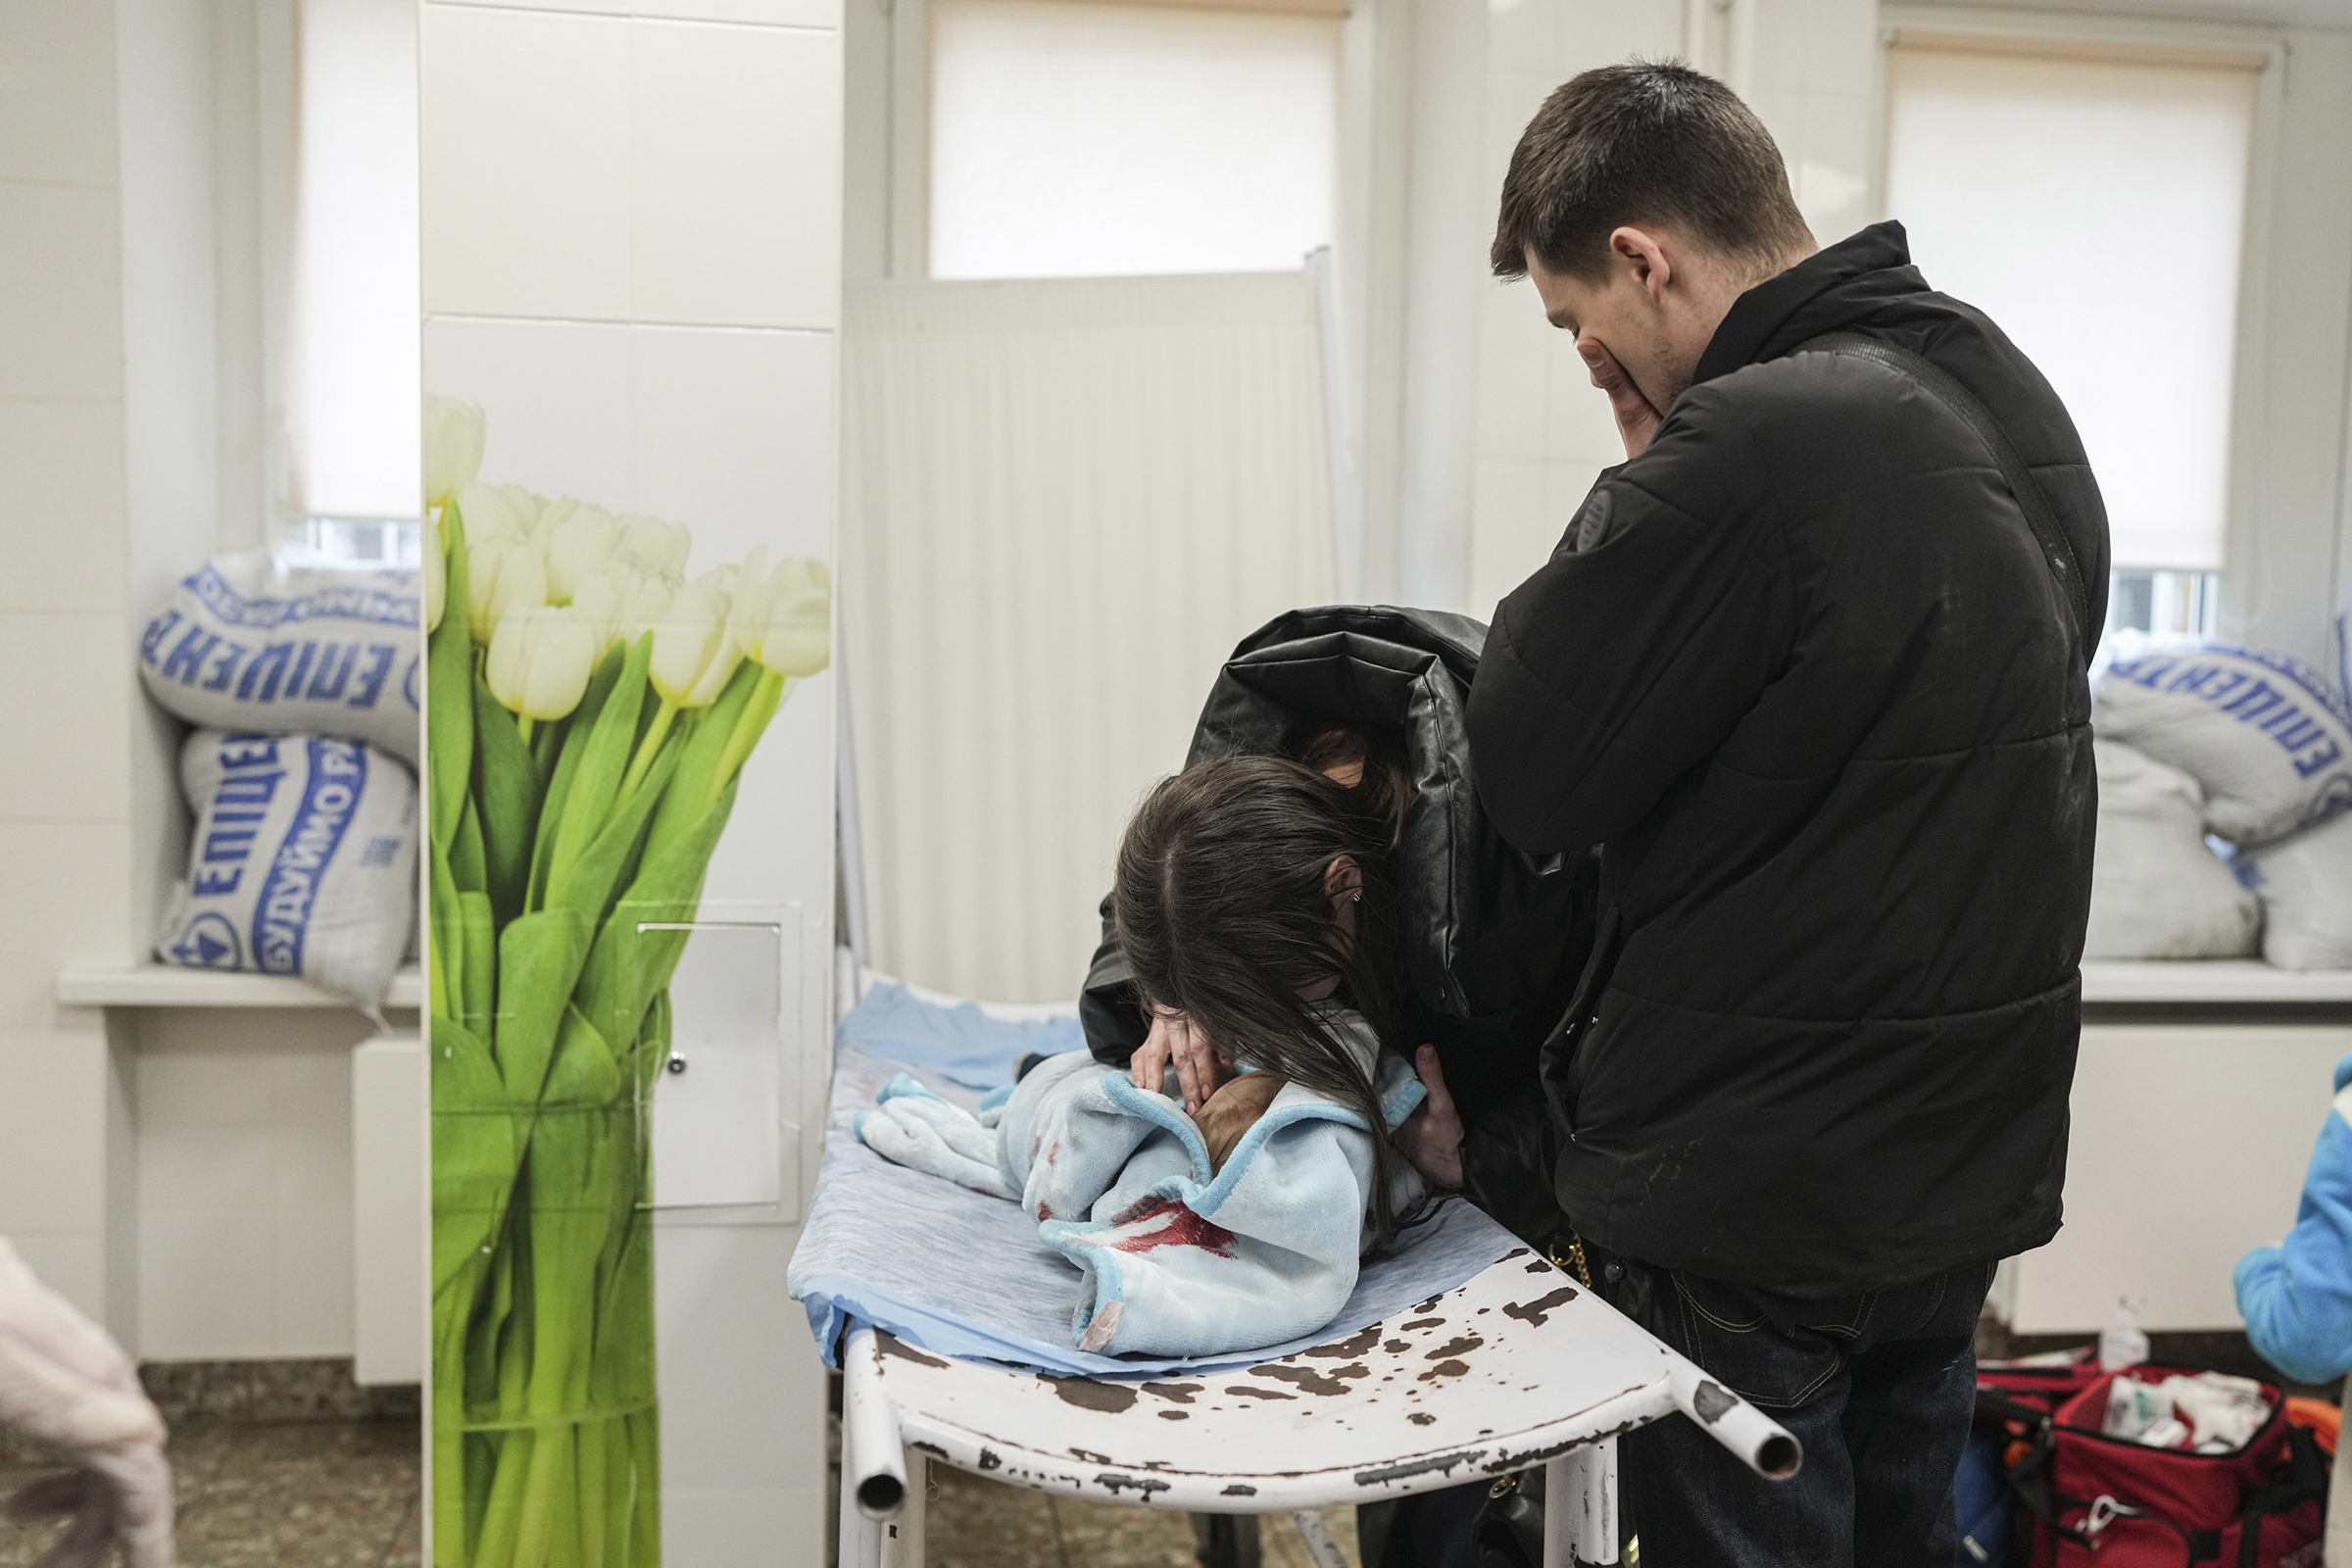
[{"xmin": 422, "ymin": 396, "xmax": 830, "ymax": 1567}]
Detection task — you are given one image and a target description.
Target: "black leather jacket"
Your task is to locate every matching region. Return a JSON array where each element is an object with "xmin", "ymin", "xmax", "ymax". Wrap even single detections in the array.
[{"xmin": 1077, "ymin": 605, "xmax": 1600, "ymax": 1248}]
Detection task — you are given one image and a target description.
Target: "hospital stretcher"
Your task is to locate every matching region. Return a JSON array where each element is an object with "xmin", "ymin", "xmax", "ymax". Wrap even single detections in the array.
[{"xmin": 817, "ymin": 976, "xmax": 1802, "ymax": 1568}]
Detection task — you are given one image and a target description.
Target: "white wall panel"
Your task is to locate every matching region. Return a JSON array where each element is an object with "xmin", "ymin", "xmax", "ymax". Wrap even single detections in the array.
[
  {"xmin": 632, "ymin": 21, "xmax": 842, "ymax": 329},
  {"xmin": 0, "ymin": 183, "xmax": 123, "ymax": 400},
  {"xmin": 0, "ymin": 614, "xmax": 133, "ymax": 823},
  {"xmin": 0, "ymin": 0, "xmax": 119, "ymax": 185},
  {"xmin": 133, "ymin": 1023, "xmax": 371, "ymax": 1359},
  {"xmin": 0, "ymin": 1030, "xmax": 112, "ymax": 1239},
  {"xmin": 420, "ymin": 7, "xmax": 633, "ymax": 321},
  {"xmin": 2007, "ymin": 1024, "xmax": 2352, "ymax": 1335},
  {"xmin": 0, "ymin": 398, "xmax": 129, "ymax": 615},
  {"xmin": 423, "ymin": 8, "xmax": 842, "ymax": 329},
  {"xmin": 0, "ymin": 826, "xmax": 134, "ymax": 1033}
]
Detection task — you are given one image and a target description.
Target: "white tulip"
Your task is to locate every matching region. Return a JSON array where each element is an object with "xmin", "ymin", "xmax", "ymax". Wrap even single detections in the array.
[
  {"xmin": 455, "ymin": 481, "xmax": 534, "ymax": 546},
  {"xmin": 746, "ymin": 558, "xmax": 830, "ymax": 678},
  {"xmin": 649, "ymin": 570, "xmax": 741, "ymax": 709},
  {"xmin": 619, "ymin": 573, "xmax": 674, "ymax": 643},
  {"xmin": 569, "ymin": 570, "xmax": 624, "ymax": 657},
  {"xmin": 615, "ymin": 514, "xmax": 691, "ymax": 581},
  {"xmin": 500, "ymin": 483, "xmax": 551, "ymax": 535},
  {"xmin": 467, "ymin": 534, "xmax": 549, "ymax": 645},
  {"xmin": 722, "ymin": 547, "xmax": 769, "ymax": 658},
  {"xmin": 422, "ymin": 395, "xmax": 485, "ymax": 509},
  {"xmin": 423, "ymin": 522, "xmax": 448, "ymax": 634},
  {"xmin": 545, "ymin": 504, "xmax": 619, "ymax": 605},
  {"xmin": 486, "ymin": 605, "xmax": 598, "ymax": 721}
]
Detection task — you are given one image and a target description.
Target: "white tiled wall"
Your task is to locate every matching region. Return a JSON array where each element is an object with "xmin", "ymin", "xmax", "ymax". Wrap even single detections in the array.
[
  {"xmin": 0, "ymin": 0, "xmax": 133, "ymax": 1333},
  {"xmin": 132, "ymin": 1014, "xmax": 372, "ymax": 1358},
  {"xmin": 420, "ymin": 1, "xmax": 842, "ymax": 1557}
]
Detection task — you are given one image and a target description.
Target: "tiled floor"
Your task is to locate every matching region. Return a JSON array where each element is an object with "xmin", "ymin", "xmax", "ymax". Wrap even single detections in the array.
[
  {"xmin": 924, "ymin": 1462, "xmax": 1362, "ymax": 1568},
  {"xmin": 0, "ymin": 1418, "xmax": 419, "ymax": 1568}
]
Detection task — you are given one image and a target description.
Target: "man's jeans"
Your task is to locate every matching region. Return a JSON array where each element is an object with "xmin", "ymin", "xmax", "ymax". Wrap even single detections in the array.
[{"xmin": 1600, "ymin": 1251, "xmax": 1995, "ymax": 1568}]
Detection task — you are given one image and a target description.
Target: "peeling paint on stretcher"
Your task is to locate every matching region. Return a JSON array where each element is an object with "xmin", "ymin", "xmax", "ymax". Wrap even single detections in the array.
[{"xmin": 854, "ymin": 1249, "xmax": 1693, "ymax": 1510}]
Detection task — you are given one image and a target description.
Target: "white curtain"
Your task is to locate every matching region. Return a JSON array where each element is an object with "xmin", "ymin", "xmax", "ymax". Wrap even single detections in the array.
[{"xmin": 843, "ymin": 270, "xmax": 1337, "ymax": 1003}]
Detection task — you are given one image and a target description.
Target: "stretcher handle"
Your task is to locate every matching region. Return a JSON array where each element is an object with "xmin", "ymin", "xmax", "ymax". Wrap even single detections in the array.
[
  {"xmin": 841, "ymin": 1325, "xmax": 908, "ymax": 1517},
  {"xmin": 1666, "ymin": 1353, "xmax": 1804, "ymax": 1480}
]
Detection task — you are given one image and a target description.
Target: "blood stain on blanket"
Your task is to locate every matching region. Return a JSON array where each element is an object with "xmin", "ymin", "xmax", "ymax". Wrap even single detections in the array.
[
  {"xmin": 1408, "ymin": 1412, "xmax": 1436, "ymax": 1426},
  {"xmin": 1301, "ymin": 1325, "xmax": 1382, "ymax": 1358},
  {"xmin": 1400, "ymin": 1317, "xmax": 1445, "ymax": 1332},
  {"xmin": 1250, "ymin": 1362, "xmax": 1371, "ymax": 1396},
  {"xmin": 1226, "ymin": 1385, "xmax": 1298, "ymax": 1400},
  {"xmin": 1103, "ymin": 1200, "xmax": 1237, "ymax": 1256},
  {"xmin": 1142, "ymin": 1381, "xmax": 1202, "ymax": 1404},
  {"xmin": 1418, "ymin": 1359, "xmax": 1471, "ymax": 1382},
  {"xmin": 1501, "ymin": 1286, "xmax": 1579, "ymax": 1327},
  {"xmin": 1157, "ymin": 1410, "xmax": 1190, "ymax": 1420},
  {"xmin": 1384, "ymin": 1341, "xmax": 1411, "ymax": 1353},
  {"xmin": 1414, "ymin": 1294, "xmax": 1446, "ymax": 1312},
  {"xmin": 1040, "ymin": 1376, "xmax": 1140, "ymax": 1414},
  {"xmin": 1070, "ymin": 1447, "xmax": 1113, "ymax": 1463},
  {"xmin": 1424, "ymin": 1335, "xmax": 1484, "ymax": 1360}
]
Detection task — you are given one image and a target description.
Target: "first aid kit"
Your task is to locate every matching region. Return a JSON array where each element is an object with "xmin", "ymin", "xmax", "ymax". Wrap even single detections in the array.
[
  {"xmin": 139, "ymin": 552, "xmax": 420, "ymax": 764},
  {"xmin": 1972, "ymin": 1356, "xmax": 2328, "ymax": 1568},
  {"xmin": 157, "ymin": 730, "xmax": 418, "ymax": 1008}
]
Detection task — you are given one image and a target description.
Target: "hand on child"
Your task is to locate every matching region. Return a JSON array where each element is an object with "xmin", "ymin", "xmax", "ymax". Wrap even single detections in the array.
[
  {"xmin": 1194, "ymin": 1072, "xmax": 1288, "ymax": 1174},
  {"xmin": 1131, "ymin": 1007, "xmax": 1219, "ymax": 1114},
  {"xmin": 1396, "ymin": 1045, "xmax": 1465, "ymax": 1190}
]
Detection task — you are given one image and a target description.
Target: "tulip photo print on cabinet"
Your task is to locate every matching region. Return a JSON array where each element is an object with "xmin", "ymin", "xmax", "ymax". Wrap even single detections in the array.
[{"xmin": 421, "ymin": 394, "xmax": 830, "ymax": 1568}]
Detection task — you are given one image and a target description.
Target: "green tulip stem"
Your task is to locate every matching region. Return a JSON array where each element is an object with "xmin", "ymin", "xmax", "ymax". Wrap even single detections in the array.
[
  {"xmin": 516, "ymin": 715, "xmax": 536, "ymax": 749},
  {"xmin": 616, "ymin": 699, "xmax": 678, "ymax": 804},
  {"xmin": 704, "ymin": 669, "xmax": 785, "ymax": 815}
]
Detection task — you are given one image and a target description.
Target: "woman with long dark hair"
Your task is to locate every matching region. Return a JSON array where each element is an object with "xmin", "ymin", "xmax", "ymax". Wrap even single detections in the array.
[
  {"xmin": 1111, "ymin": 750, "xmax": 1423, "ymax": 1243},
  {"xmin": 1081, "ymin": 607, "xmax": 1601, "ymax": 1253}
]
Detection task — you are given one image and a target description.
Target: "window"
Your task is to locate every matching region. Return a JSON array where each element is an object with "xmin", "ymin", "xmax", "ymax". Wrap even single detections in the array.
[
  {"xmin": 1885, "ymin": 34, "xmax": 2260, "ymax": 582},
  {"xmin": 927, "ymin": 0, "xmax": 1341, "ymax": 280}
]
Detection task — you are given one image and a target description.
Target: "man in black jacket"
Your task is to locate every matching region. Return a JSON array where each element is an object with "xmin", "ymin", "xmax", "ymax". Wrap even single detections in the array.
[{"xmin": 1406, "ymin": 63, "xmax": 2107, "ymax": 1564}]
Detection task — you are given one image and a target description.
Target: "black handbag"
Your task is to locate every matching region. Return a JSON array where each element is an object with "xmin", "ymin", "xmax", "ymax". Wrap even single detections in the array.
[{"xmin": 1471, "ymin": 1468, "xmax": 1546, "ymax": 1567}]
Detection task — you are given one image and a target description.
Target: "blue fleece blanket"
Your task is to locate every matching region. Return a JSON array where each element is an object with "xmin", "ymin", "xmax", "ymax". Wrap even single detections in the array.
[{"xmin": 788, "ymin": 983, "xmax": 1523, "ymax": 1375}]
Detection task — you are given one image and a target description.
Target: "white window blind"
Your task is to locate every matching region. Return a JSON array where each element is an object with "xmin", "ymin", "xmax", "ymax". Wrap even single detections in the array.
[
  {"xmin": 928, "ymin": 0, "xmax": 1339, "ymax": 280},
  {"xmin": 1886, "ymin": 37, "xmax": 2259, "ymax": 573}
]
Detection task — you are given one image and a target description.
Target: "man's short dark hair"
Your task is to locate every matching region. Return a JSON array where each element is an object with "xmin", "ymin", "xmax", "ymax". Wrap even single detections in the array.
[{"xmin": 1492, "ymin": 61, "xmax": 1812, "ymax": 283}]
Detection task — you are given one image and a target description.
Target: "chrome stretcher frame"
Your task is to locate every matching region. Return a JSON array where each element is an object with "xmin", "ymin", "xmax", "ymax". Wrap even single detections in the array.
[{"xmin": 833, "ymin": 1243, "xmax": 1801, "ymax": 1568}]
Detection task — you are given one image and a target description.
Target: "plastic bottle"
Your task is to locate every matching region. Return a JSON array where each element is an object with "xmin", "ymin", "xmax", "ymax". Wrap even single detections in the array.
[{"xmin": 2100, "ymin": 1298, "xmax": 2150, "ymax": 1373}]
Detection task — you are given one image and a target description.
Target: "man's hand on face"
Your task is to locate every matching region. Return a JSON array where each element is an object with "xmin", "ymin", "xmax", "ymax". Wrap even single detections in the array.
[
  {"xmin": 1130, "ymin": 1007, "xmax": 1218, "ymax": 1115},
  {"xmin": 1581, "ymin": 339, "xmax": 1664, "ymax": 460}
]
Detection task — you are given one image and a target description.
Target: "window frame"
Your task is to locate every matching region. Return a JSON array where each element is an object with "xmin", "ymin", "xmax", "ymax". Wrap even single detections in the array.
[{"xmin": 1878, "ymin": 7, "xmax": 2290, "ymax": 633}]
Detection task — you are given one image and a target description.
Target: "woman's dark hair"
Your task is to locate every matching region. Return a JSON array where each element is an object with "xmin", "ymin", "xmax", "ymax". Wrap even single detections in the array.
[{"xmin": 1113, "ymin": 752, "xmax": 1417, "ymax": 1243}]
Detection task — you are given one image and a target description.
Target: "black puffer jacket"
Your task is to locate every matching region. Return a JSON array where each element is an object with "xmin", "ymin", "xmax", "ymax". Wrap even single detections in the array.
[
  {"xmin": 1080, "ymin": 606, "xmax": 1598, "ymax": 1245},
  {"xmin": 1469, "ymin": 221, "xmax": 2109, "ymax": 1294}
]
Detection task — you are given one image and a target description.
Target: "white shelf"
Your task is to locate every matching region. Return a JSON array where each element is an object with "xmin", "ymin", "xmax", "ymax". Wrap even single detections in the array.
[
  {"xmin": 2081, "ymin": 959, "xmax": 2352, "ymax": 1004},
  {"xmin": 57, "ymin": 964, "xmax": 422, "ymax": 1010}
]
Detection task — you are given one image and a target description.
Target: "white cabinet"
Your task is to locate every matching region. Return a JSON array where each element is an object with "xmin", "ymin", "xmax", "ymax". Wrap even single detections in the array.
[{"xmin": 1999, "ymin": 1014, "xmax": 2352, "ymax": 1335}]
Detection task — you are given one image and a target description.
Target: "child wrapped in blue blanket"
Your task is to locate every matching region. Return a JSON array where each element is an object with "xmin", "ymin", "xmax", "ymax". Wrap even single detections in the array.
[{"xmin": 856, "ymin": 753, "xmax": 1430, "ymax": 1357}]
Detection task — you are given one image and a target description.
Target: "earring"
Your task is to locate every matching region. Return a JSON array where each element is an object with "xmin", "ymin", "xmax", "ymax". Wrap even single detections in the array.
[{"xmin": 1351, "ymin": 891, "xmax": 1362, "ymax": 903}]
